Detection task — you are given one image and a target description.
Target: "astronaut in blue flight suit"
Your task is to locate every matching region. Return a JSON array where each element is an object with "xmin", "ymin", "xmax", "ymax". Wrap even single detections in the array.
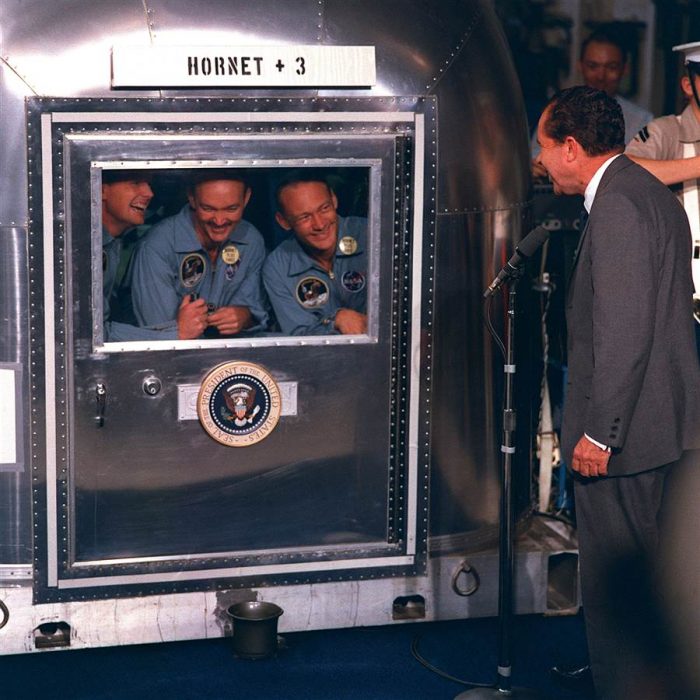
[
  {"xmin": 101, "ymin": 170, "xmax": 177, "ymax": 341},
  {"xmin": 132, "ymin": 170, "xmax": 268, "ymax": 339},
  {"xmin": 263, "ymin": 173, "xmax": 368, "ymax": 335}
]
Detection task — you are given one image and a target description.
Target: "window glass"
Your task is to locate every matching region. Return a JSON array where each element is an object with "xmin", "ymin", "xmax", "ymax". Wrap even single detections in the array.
[{"xmin": 98, "ymin": 166, "xmax": 372, "ymax": 346}]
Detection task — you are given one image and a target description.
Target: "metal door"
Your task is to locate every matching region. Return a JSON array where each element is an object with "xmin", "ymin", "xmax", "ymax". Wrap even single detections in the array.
[{"xmin": 27, "ymin": 97, "xmax": 436, "ymax": 602}]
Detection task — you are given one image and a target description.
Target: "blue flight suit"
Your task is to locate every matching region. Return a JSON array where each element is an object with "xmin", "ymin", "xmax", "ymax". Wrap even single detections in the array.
[
  {"xmin": 102, "ymin": 227, "xmax": 177, "ymax": 341},
  {"xmin": 262, "ymin": 216, "xmax": 367, "ymax": 335},
  {"xmin": 131, "ymin": 205, "xmax": 268, "ymax": 336},
  {"xmin": 102, "ymin": 226, "xmax": 122, "ymax": 322}
]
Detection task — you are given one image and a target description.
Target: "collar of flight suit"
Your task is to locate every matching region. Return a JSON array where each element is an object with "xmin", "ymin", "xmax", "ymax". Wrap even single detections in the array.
[
  {"xmin": 285, "ymin": 216, "xmax": 363, "ymax": 277},
  {"xmin": 102, "ymin": 225, "xmax": 123, "ymax": 247}
]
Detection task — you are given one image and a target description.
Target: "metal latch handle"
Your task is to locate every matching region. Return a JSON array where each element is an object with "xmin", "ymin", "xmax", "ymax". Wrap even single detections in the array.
[{"xmin": 95, "ymin": 383, "xmax": 106, "ymax": 427}]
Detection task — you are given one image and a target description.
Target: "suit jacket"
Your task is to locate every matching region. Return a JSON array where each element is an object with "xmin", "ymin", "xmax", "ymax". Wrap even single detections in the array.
[{"xmin": 562, "ymin": 155, "xmax": 700, "ymax": 476}]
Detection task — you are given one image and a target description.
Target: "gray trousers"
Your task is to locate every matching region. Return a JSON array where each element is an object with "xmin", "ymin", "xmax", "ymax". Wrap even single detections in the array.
[{"xmin": 573, "ymin": 460, "xmax": 683, "ymax": 700}]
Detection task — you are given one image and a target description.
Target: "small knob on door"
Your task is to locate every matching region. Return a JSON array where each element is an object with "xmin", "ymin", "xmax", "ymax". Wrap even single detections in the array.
[{"xmin": 142, "ymin": 376, "xmax": 162, "ymax": 397}]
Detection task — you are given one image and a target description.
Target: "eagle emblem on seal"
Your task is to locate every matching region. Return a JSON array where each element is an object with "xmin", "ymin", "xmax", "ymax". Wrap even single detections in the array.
[{"xmin": 223, "ymin": 383, "xmax": 261, "ymax": 426}]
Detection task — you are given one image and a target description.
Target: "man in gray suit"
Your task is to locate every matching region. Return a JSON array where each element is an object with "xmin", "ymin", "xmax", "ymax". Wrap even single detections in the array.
[{"xmin": 535, "ymin": 86, "xmax": 700, "ymax": 699}]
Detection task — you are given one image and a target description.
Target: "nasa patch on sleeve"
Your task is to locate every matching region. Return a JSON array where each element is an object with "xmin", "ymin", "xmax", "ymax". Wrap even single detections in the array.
[{"xmin": 197, "ymin": 361, "xmax": 281, "ymax": 446}]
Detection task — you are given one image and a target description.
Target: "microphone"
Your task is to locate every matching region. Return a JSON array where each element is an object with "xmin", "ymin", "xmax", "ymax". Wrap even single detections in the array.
[{"xmin": 483, "ymin": 225, "xmax": 550, "ymax": 297}]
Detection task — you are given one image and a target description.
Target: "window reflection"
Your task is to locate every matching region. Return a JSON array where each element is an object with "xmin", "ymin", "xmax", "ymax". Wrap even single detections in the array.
[{"xmin": 99, "ymin": 166, "xmax": 370, "ymax": 343}]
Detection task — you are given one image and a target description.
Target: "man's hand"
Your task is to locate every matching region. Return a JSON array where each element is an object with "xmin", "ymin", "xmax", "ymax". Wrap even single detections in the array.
[
  {"xmin": 334, "ymin": 309, "xmax": 367, "ymax": 335},
  {"xmin": 207, "ymin": 306, "xmax": 252, "ymax": 336},
  {"xmin": 572, "ymin": 436, "xmax": 611, "ymax": 478},
  {"xmin": 177, "ymin": 295, "xmax": 208, "ymax": 339}
]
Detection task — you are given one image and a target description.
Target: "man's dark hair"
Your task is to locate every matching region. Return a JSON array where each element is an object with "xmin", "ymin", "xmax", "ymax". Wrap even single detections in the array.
[
  {"xmin": 275, "ymin": 169, "xmax": 332, "ymax": 211},
  {"xmin": 686, "ymin": 59, "xmax": 700, "ymax": 79},
  {"xmin": 102, "ymin": 169, "xmax": 153, "ymax": 185},
  {"xmin": 580, "ymin": 25, "xmax": 629, "ymax": 65},
  {"xmin": 544, "ymin": 86, "xmax": 625, "ymax": 156},
  {"xmin": 187, "ymin": 168, "xmax": 248, "ymax": 193}
]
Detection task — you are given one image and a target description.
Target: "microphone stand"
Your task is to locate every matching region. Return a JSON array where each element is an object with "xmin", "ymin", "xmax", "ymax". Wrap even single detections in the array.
[{"xmin": 455, "ymin": 272, "xmax": 542, "ymax": 699}]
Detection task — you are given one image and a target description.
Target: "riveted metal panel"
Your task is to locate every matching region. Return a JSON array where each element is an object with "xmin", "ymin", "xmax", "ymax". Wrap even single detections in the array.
[{"xmin": 3, "ymin": 1, "xmax": 534, "ymax": 618}]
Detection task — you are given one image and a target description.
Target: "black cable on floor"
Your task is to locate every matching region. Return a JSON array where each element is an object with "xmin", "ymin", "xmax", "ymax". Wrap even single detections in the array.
[{"xmin": 410, "ymin": 634, "xmax": 495, "ymax": 689}]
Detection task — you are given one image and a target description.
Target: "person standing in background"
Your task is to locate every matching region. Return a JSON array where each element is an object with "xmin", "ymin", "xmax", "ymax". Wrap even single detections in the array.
[
  {"xmin": 532, "ymin": 25, "xmax": 653, "ymax": 177},
  {"xmin": 626, "ymin": 41, "xmax": 700, "ymax": 349}
]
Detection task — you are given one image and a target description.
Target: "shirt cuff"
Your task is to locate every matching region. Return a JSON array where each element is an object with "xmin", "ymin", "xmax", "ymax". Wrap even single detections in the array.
[{"xmin": 584, "ymin": 433, "xmax": 611, "ymax": 452}]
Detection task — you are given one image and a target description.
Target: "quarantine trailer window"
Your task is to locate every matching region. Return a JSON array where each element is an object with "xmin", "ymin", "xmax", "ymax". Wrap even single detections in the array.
[{"xmin": 95, "ymin": 165, "xmax": 375, "ymax": 348}]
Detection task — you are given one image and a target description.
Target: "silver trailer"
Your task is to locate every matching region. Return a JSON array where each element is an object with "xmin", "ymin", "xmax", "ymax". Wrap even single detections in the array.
[{"xmin": 0, "ymin": 0, "xmax": 576, "ymax": 653}]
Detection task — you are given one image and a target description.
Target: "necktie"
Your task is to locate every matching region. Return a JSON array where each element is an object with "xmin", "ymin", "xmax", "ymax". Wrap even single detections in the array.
[
  {"xmin": 570, "ymin": 208, "xmax": 589, "ymax": 268},
  {"xmin": 578, "ymin": 208, "xmax": 589, "ymax": 231}
]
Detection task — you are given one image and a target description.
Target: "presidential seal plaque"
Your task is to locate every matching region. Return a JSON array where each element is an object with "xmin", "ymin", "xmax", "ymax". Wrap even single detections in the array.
[{"xmin": 197, "ymin": 361, "xmax": 281, "ymax": 447}]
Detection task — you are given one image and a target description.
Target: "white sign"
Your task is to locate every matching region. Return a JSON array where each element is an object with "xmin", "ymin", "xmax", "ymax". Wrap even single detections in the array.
[
  {"xmin": 178, "ymin": 381, "xmax": 298, "ymax": 421},
  {"xmin": 112, "ymin": 45, "xmax": 375, "ymax": 88},
  {"xmin": 0, "ymin": 368, "xmax": 17, "ymax": 464}
]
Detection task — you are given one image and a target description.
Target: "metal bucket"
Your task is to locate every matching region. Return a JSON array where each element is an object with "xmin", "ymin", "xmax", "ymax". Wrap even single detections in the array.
[{"xmin": 227, "ymin": 601, "xmax": 284, "ymax": 659}]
